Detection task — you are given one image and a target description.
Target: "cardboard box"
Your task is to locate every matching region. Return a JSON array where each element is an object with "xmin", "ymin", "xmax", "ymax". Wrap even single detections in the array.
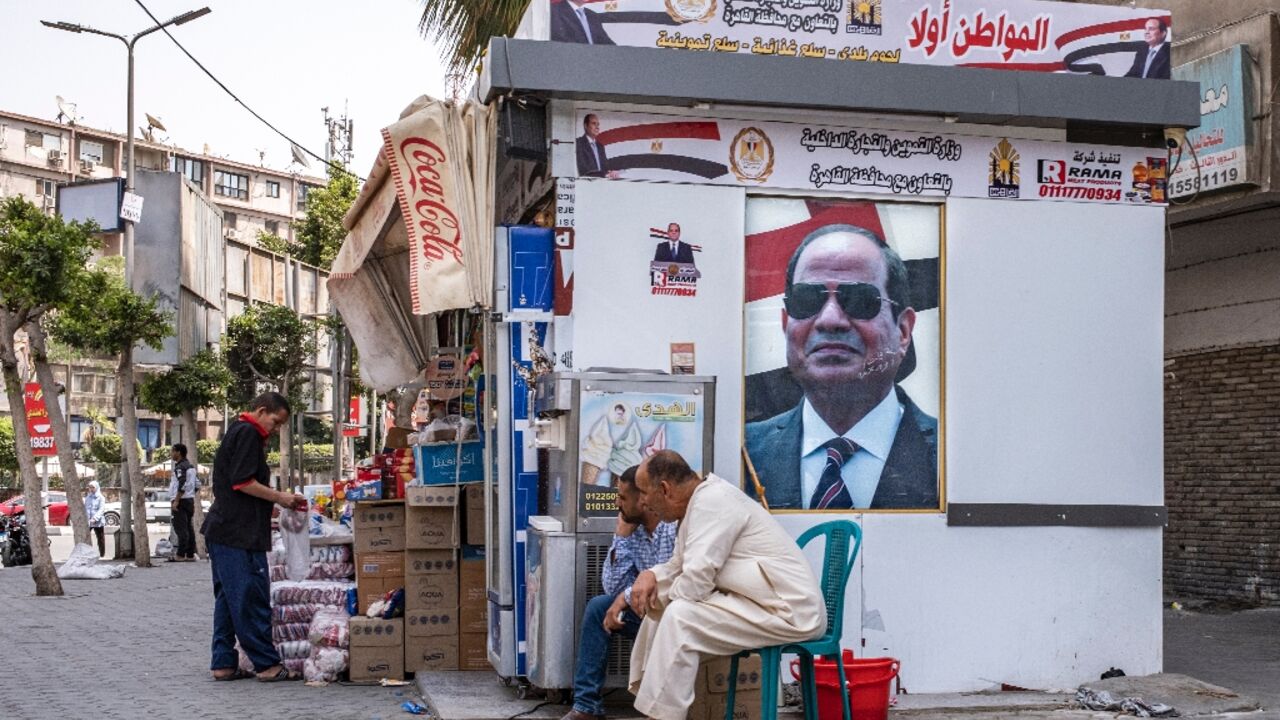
[
  {"xmin": 458, "ymin": 555, "xmax": 488, "ymax": 633},
  {"xmin": 353, "ymin": 502, "xmax": 406, "ymax": 528},
  {"xmin": 458, "ymin": 631, "xmax": 489, "ymax": 670},
  {"xmin": 350, "ymin": 617, "xmax": 404, "ymax": 647},
  {"xmin": 405, "ymin": 570, "xmax": 459, "ymax": 610},
  {"xmin": 405, "ymin": 609, "xmax": 458, "ymax": 637},
  {"xmin": 704, "ymin": 655, "xmax": 763, "ymax": 694},
  {"xmin": 465, "ymin": 484, "xmax": 485, "ymax": 545},
  {"xmin": 356, "ymin": 575, "xmax": 405, "ymax": 614},
  {"xmin": 356, "ymin": 551, "xmax": 405, "ymax": 579},
  {"xmin": 349, "ymin": 644, "xmax": 405, "ymax": 682},
  {"xmin": 414, "ymin": 440, "xmax": 484, "ymax": 485},
  {"xmin": 354, "ymin": 502, "xmax": 407, "ymax": 554},
  {"xmin": 688, "ymin": 689, "xmax": 762, "ymax": 720},
  {"xmin": 405, "ymin": 486, "xmax": 460, "ymax": 549},
  {"xmin": 354, "ymin": 524, "xmax": 406, "ymax": 553},
  {"xmin": 405, "ymin": 549, "xmax": 458, "ymax": 575},
  {"xmin": 405, "ymin": 632, "xmax": 458, "ymax": 672}
]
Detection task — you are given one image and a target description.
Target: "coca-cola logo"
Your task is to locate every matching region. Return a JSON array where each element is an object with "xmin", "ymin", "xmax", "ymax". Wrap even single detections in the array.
[{"xmin": 399, "ymin": 137, "xmax": 464, "ymax": 268}]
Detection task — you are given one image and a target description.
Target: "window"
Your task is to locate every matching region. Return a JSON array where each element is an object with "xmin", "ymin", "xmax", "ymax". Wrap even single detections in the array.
[
  {"xmin": 265, "ymin": 220, "xmax": 279, "ymax": 235},
  {"xmin": 69, "ymin": 416, "xmax": 93, "ymax": 449},
  {"xmin": 72, "ymin": 373, "xmax": 97, "ymax": 394},
  {"xmin": 24, "ymin": 130, "xmax": 42, "ymax": 147},
  {"xmin": 25, "ymin": 130, "xmax": 61, "ymax": 152},
  {"xmin": 297, "ymin": 184, "xmax": 315, "ymax": 212},
  {"xmin": 266, "ymin": 180, "xmax": 280, "ymax": 198},
  {"xmin": 79, "ymin": 140, "xmax": 104, "ymax": 164},
  {"xmin": 35, "ymin": 179, "xmax": 55, "ymax": 197},
  {"xmin": 137, "ymin": 420, "xmax": 161, "ymax": 452},
  {"xmin": 171, "ymin": 156, "xmax": 205, "ymax": 185},
  {"xmin": 214, "ymin": 170, "xmax": 249, "ymax": 200},
  {"xmin": 224, "ymin": 212, "xmax": 238, "ymax": 230}
]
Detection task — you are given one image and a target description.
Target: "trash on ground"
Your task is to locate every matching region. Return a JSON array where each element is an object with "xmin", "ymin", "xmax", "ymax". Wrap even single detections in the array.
[
  {"xmin": 57, "ymin": 543, "xmax": 127, "ymax": 580},
  {"xmin": 1077, "ymin": 688, "xmax": 1179, "ymax": 717}
]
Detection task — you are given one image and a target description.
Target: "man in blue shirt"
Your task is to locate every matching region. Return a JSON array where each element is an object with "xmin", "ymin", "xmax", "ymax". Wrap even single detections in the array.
[{"xmin": 563, "ymin": 465, "xmax": 676, "ymax": 720}]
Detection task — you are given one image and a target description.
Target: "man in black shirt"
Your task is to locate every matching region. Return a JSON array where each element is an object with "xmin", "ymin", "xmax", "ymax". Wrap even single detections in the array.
[{"xmin": 202, "ymin": 391, "xmax": 306, "ymax": 682}]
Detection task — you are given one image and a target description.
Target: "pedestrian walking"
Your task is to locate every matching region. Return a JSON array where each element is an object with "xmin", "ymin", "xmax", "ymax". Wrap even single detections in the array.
[
  {"xmin": 84, "ymin": 480, "xmax": 106, "ymax": 557},
  {"xmin": 168, "ymin": 443, "xmax": 198, "ymax": 562},
  {"xmin": 201, "ymin": 392, "xmax": 307, "ymax": 682}
]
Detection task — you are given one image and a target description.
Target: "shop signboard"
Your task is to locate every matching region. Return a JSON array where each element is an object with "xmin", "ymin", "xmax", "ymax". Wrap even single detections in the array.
[
  {"xmin": 1169, "ymin": 45, "xmax": 1253, "ymax": 198},
  {"xmin": 23, "ymin": 383, "xmax": 56, "ymax": 457},
  {"xmin": 544, "ymin": 0, "xmax": 1173, "ymax": 78},
  {"xmin": 576, "ymin": 388, "xmax": 706, "ymax": 518},
  {"xmin": 566, "ymin": 109, "xmax": 1169, "ymax": 205}
]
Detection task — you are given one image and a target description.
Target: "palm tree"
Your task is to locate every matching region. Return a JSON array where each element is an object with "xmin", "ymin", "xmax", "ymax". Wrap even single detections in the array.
[{"xmin": 418, "ymin": 0, "xmax": 532, "ymax": 78}]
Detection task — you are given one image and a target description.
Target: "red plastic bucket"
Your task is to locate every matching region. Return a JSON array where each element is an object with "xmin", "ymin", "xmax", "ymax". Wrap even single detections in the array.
[{"xmin": 791, "ymin": 650, "xmax": 900, "ymax": 720}]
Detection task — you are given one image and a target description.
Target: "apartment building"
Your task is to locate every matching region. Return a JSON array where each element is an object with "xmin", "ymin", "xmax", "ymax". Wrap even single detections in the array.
[{"xmin": 0, "ymin": 107, "xmax": 336, "ymax": 453}]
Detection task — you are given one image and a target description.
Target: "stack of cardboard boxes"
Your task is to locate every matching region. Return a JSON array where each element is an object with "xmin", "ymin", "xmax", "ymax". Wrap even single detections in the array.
[{"xmin": 349, "ymin": 481, "xmax": 487, "ymax": 678}]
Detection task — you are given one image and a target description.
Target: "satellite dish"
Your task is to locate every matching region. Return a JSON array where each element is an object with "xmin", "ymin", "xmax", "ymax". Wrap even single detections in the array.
[
  {"xmin": 290, "ymin": 143, "xmax": 311, "ymax": 168},
  {"xmin": 145, "ymin": 113, "xmax": 167, "ymax": 132},
  {"xmin": 55, "ymin": 95, "xmax": 79, "ymax": 125},
  {"xmin": 139, "ymin": 127, "xmax": 155, "ymax": 143}
]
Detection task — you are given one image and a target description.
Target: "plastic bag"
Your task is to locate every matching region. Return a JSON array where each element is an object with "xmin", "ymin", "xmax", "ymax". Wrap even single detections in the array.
[
  {"xmin": 308, "ymin": 606, "xmax": 350, "ymax": 648},
  {"xmin": 309, "ymin": 513, "xmax": 354, "ymax": 539},
  {"xmin": 57, "ymin": 543, "xmax": 127, "ymax": 580},
  {"xmin": 302, "ymin": 646, "xmax": 349, "ymax": 683},
  {"xmin": 279, "ymin": 507, "xmax": 310, "ymax": 582}
]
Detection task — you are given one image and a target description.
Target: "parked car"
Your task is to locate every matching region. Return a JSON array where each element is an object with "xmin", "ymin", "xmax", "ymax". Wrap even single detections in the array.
[
  {"xmin": 0, "ymin": 492, "xmax": 70, "ymax": 525},
  {"xmin": 102, "ymin": 489, "xmax": 210, "ymax": 526}
]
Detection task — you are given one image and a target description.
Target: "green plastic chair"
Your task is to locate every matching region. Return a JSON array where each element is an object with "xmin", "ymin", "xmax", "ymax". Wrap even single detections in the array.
[{"xmin": 723, "ymin": 519, "xmax": 863, "ymax": 720}]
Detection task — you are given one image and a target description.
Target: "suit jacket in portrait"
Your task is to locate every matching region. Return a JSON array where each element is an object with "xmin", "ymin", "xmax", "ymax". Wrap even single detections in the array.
[
  {"xmin": 744, "ymin": 386, "xmax": 939, "ymax": 510},
  {"xmin": 576, "ymin": 134, "xmax": 610, "ymax": 177},
  {"xmin": 653, "ymin": 240, "xmax": 696, "ymax": 264},
  {"xmin": 1124, "ymin": 43, "xmax": 1171, "ymax": 79},
  {"xmin": 551, "ymin": 1, "xmax": 616, "ymax": 46}
]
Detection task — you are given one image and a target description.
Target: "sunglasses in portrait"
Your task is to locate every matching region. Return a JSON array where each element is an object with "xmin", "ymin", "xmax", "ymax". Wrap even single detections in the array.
[{"xmin": 783, "ymin": 282, "xmax": 900, "ymax": 321}]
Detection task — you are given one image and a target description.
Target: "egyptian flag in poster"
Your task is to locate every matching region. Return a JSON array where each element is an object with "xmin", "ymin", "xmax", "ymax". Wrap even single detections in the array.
[
  {"xmin": 742, "ymin": 197, "xmax": 941, "ymax": 424},
  {"xmin": 588, "ymin": 119, "xmax": 730, "ymax": 181}
]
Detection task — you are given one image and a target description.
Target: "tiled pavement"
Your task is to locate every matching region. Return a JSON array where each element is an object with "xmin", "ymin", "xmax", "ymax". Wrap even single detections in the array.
[{"xmin": 0, "ymin": 558, "xmax": 415, "ymax": 720}]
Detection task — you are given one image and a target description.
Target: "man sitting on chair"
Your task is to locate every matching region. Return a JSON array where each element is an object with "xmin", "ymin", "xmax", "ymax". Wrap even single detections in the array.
[
  {"xmin": 563, "ymin": 466, "xmax": 676, "ymax": 720},
  {"xmin": 627, "ymin": 451, "xmax": 825, "ymax": 720}
]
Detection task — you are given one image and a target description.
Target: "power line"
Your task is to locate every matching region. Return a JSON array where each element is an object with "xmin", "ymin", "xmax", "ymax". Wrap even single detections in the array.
[{"xmin": 130, "ymin": 0, "xmax": 364, "ymax": 182}]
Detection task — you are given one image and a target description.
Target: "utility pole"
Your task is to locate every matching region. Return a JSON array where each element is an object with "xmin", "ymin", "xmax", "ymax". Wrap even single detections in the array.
[{"xmin": 41, "ymin": 6, "xmax": 212, "ymax": 559}]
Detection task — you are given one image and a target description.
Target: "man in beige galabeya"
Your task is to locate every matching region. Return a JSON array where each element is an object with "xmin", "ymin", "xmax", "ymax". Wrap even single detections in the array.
[{"xmin": 627, "ymin": 450, "xmax": 825, "ymax": 720}]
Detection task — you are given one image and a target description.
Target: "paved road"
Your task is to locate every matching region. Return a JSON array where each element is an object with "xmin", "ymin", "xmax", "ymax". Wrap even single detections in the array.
[
  {"xmin": 1, "ymin": 549, "xmax": 1275, "ymax": 720},
  {"xmin": 0, "ymin": 559, "xmax": 417, "ymax": 720}
]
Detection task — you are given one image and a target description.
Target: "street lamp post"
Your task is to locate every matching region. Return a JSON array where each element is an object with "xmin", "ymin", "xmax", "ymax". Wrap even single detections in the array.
[{"xmin": 41, "ymin": 7, "xmax": 211, "ymax": 559}]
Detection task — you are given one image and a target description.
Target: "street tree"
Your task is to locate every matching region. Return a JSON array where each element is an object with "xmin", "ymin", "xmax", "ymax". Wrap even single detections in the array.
[
  {"xmin": 417, "ymin": 0, "xmax": 530, "ymax": 76},
  {"xmin": 224, "ymin": 303, "xmax": 320, "ymax": 487},
  {"xmin": 0, "ymin": 196, "xmax": 98, "ymax": 594},
  {"xmin": 52, "ymin": 264, "xmax": 171, "ymax": 567},
  {"xmin": 139, "ymin": 348, "xmax": 232, "ymax": 558}
]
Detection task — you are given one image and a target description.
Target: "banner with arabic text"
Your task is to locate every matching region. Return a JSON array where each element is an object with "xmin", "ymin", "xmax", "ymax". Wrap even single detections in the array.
[
  {"xmin": 566, "ymin": 109, "xmax": 1168, "ymax": 205},
  {"xmin": 544, "ymin": 0, "xmax": 1173, "ymax": 78}
]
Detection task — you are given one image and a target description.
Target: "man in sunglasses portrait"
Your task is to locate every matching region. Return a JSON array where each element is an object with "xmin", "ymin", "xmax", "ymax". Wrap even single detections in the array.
[{"xmin": 745, "ymin": 224, "xmax": 938, "ymax": 510}]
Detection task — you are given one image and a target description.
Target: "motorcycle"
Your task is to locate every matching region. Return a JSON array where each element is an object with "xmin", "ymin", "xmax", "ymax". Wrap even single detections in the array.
[{"xmin": 0, "ymin": 508, "xmax": 32, "ymax": 567}]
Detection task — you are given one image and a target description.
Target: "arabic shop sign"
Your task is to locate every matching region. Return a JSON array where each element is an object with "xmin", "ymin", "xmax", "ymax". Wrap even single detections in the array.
[
  {"xmin": 543, "ymin": 0, "xmax": 1172, "ymax": 78},
  {"xmin": 1169, "ymin": 45, "xmax": 1254, "ymax": 199}
]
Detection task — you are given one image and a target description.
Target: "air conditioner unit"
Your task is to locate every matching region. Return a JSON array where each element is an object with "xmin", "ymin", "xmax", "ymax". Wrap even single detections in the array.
[
  {"xmin": 225, "ymin": 228, "xmax": 240, "ymax": 241},
  {"xmin": 41, "ymin": 196, "xmax": 56, "ymax": 212},
  {"xmin": 79, "ymin": 159, "xmax": 96, "ymax": 174},
  {"xmin": 47, "ymin": 149, "xmax": 63, "ymax": 166}
]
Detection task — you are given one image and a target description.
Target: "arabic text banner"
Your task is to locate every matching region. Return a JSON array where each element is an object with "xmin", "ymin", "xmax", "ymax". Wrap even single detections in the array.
[
  {"xmin": 543, "ymin": 0, "xmax": 1173, "ymax": 78},
  {"xmin": 567, "ymin": 110, "xmax": 1168, "ymax": 205}
]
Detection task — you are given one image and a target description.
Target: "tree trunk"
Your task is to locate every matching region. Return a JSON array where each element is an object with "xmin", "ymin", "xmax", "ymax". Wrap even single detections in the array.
[
  {"xmin": 0, "ymin": 321, "xmax": 62, "ymax": 595},
  {"xmin": 182, "ymin": 408, "xmax": 208, "ymax": 559},
  {"xmin": 27, "ymin": 322, "xmax": 89, "ymax": 546},
  {"xmin": 118, "ymin": 347, "xmax": 150, "ymax": 567}
]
